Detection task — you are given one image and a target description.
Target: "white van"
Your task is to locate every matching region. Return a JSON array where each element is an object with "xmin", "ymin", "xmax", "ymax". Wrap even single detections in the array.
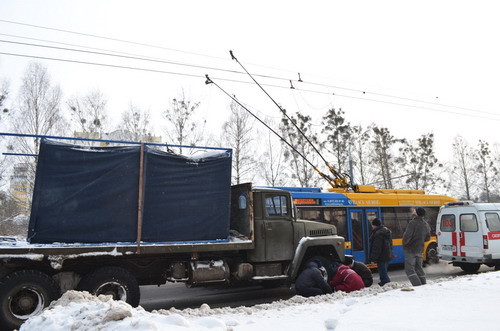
[{"xmin": 436, "ymin": 201, "xmax": 500, "ymax": 272}]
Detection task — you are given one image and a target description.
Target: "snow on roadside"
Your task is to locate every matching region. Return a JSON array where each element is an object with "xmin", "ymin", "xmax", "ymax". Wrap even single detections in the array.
[{"xmin": 21, "ymin": 271, "xmax": 500, "ymax": 331}]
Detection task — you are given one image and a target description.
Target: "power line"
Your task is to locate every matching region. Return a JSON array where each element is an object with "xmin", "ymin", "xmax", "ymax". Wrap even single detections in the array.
[
  {"xmin": 0, "ymin": 39, "xmax": 245, "ymax": 77},
  {"xmin": 2, "ymin": 51, "xmax": 500, "ymax": 122},
  {"xmin": 0, "ymin": 19, "xmax": 226, "ymax": 61},
  {"xmin": 1, "ymin": 19, "xmax": 497, "ymax": 118}
]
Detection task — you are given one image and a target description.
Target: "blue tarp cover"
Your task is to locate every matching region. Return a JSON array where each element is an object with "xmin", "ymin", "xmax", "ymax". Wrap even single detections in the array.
[{"xmin": 28, "ymin": 140, "xmax": 232, "ymax": 243}]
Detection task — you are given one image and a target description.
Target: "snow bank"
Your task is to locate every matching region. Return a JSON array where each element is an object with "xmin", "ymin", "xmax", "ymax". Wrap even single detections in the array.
[{"xmin": 21, "ymin": 271, "xmax": 500, "ymax": 330}]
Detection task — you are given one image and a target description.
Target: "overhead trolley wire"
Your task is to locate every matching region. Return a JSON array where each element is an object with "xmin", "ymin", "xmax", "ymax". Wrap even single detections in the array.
[
  {"xmin": 0, "ymin": 19, "xmax": 225, "ymax": 61},
  {"xmin": 205, "ymin": 74, "xmax": 342, "ymax": 189},
  {"xmin": 1, "ymin": 19, "xmax": 496, "ymax": 118},
  {"xmin": 1, "ymin": 46, "xmax": 499, "ymax": 122},
  {"xmin": 1, "ymin": 19, "xmax": 498, "ymax": 118}
]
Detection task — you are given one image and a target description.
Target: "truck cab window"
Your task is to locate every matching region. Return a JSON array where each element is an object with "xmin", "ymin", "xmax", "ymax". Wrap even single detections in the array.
[{"xmin": 265, "ymin": 195, "xmax": 290, "ymax": 217}]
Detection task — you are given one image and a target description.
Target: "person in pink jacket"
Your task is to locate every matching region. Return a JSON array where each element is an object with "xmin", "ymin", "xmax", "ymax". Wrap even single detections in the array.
[{"xmin": 329, "ymin": 263, "xmax": 365, "ymax": 293}]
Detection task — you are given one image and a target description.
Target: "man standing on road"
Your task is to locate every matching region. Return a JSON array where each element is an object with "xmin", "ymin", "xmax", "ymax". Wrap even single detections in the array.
[
  {"xmin": 403, "ymin": 207, "xmax": 431, "ymax": 286},
  {"xmin": 370, "ymin": 218, "xmax": 393, "ymax": 286}
]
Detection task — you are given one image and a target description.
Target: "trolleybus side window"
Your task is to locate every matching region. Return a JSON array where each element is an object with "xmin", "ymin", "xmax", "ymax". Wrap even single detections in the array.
[
  {"xmin": 381, "ymin": 207, "xmax": 411, "ymax": 238},
  {"xmin": 440, "ymin": 214, "xmax": 456, "ymax": 232},
  {"xmin": 324, "ymin": 207, "xmax": 347, "ymax": 239},
  {"xmin": 460, "ymin": 214, "xmax": 478, "ymax": 232},
  {"xmin": 298, "ymin": 208, "xmax": 321, "ymax": 221},
  {"xmin": 485, "ymin": 213, "xmax": 500, "ymax": 231}
]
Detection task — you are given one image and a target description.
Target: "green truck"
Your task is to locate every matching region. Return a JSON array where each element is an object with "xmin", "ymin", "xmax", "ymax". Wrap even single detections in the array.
[{"xmin": 0, "ymin": 139, "xmax": 344, "ymax": 330}]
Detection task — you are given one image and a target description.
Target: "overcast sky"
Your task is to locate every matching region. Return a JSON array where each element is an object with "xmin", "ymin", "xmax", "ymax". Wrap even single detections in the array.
[{"xmin": 1, "ymin": 0, "xmax": 499, "ymax": 160}]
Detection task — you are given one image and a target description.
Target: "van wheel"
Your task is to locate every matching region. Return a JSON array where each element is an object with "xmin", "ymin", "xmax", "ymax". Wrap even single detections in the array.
[
  {"xmin": 425, "ymin": 244, "xmax": 439, "ymax": 265},
  {"xmin": 77, "ymin": 267, "xmax": 140, "ymax": 307},
  {"xmin": 459, "ymin": 263, "xmax": 481, "ymax": 273},
  {"xmin": 0, "ymin": 270, "xmax": 59, "ymax": 331}
]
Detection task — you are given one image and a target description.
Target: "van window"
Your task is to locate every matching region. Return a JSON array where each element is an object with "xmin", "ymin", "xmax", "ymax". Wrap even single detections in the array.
[
  {"xmin": 460, "ymin": 214, "xmax": 478, "ymax": 232},
  {"xmin": 440, "ymin": 214, "xmax": 456, "ymax": 232},
  {"xmin": 485, "ymin": 213, "xmax": 500, "ymax": 231}
]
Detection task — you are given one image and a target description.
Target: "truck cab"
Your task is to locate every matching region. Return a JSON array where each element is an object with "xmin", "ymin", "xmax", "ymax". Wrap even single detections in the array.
[{"xmin": 241, "ymin": 186, "xmax": 344, "ymax": 281}]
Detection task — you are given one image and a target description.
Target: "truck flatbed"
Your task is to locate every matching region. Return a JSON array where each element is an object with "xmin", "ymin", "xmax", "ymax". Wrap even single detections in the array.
[{"xmin": 0, "ymin": 237, "xmax": 254, "ymax": 262}]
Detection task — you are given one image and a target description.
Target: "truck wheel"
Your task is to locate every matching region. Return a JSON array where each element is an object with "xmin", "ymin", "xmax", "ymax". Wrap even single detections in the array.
[
  {"xmin": 459, "ymin": 263, "xmax": 481, "ymax": 273},
  {"xmin": 425, "ymin": 244, "xmax": 439, "ymax": 265},
  {"xmin": 0, "ymin": 269, "xmax": 59, "ymax": 331},
  {"xmin": 77, "ymin": 267, "xmax": 140, "ymax": 307}
]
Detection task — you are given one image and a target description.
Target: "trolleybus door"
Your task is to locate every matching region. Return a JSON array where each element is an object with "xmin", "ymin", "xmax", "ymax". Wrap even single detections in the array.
[{"xmin": 348, "ymin": 208, "xmax": 380, "ymax": 263}]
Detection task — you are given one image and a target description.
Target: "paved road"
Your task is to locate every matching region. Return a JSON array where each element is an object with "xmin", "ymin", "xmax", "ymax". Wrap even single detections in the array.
[{"xmin": 139, "ymin": 261, "xmax": 496, "ymax": 312}]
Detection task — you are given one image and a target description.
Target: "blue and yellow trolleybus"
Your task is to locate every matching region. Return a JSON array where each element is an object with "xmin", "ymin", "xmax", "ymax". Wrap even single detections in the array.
[{"xmin": 280, "ymin": 185, "xmax": 457, "ymax": 266}]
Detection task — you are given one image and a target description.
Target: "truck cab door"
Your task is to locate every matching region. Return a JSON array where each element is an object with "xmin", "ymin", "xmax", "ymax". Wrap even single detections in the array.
[{"xmin": 262, "ymin": 193, "xmax": 294, "ymax": 261}]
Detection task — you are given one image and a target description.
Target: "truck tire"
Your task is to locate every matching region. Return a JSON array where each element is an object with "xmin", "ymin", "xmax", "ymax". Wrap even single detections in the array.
[
  {"xmin": 459, "ymin": 263, "xmax": 481, "ymax": 273},
  {"xmin": 77, "ymin": 266, "xmax": 140, "ymax": 307},
  {"xmin": 0, "ymin": 269, "xmax": 59, "ymax": 331}
]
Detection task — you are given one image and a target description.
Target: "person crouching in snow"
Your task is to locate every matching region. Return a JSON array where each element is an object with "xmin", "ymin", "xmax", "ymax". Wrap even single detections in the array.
[
  {"xmin": 295, "ymin": 260, "xmax": 333, "ymax": 297},
  {"xmin": 329, "ymin": 262, "xmax": 365, "ymax": 293},
  {"xmin": 343, "ymin": 255, "xmax": 373, "ymax": 287}
]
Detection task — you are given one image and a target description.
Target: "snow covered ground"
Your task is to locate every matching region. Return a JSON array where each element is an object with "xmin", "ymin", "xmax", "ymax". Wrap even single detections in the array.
[{"xmin": 21, "ymin": 270, "xmax": 499, "ymax": 331}]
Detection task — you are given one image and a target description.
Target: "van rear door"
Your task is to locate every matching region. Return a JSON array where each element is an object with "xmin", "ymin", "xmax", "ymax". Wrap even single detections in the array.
[
  {"xmin": 437, "ymin": 213, "xmax": 457, "ymax": 257},
  {"xmin": 458, "ymin": 212, "xmax": 483, "ymax": 258}
]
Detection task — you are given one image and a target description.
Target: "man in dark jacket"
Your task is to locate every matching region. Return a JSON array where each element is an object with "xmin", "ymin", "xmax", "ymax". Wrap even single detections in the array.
[
  {"xmin": 343, "ymin": 255, "xmax": 373, "ymax": 287},
  {"xmin": 370, "ymin": 218, "xmax": 393, "ymax": 286},
  {"xmin": 295, "ymin": 260, "xmax": 333, "ymax": 297},
  {"xmin": 403, "ymin": 207, "xmax": 431, "ymax": 286}
]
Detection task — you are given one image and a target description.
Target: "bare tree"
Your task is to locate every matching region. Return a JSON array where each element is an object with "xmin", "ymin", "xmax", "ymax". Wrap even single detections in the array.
[
  {"xmin": 0, "ymin": 79, "xmax": 11, "ymax": 190},
  {"xmin": 221, "ymin": 101, "xmax": 256, "ymax": 184},
  {"xmin": 350, "ymin": 124, "xmax": 374, "ymax": 185},
  {"xmin": 321, "ymin": 107, "xmax": 352, "ymax": 176},
  {"xmin": 280, "ymin": 111, "xmax": 320, "ymax": 187},
  {"xmin": 67, "ymin": 89, "xmax": 108, "ymax": 137},
  {"xmin": 258, "ymin": 119, "xmax": 287, "ymax": 186},
  {"xmin": 163, "ymin": 90, "xmax": 206, "ymax": 154},
  {"xmin": 449, "ymin": 136, "xmax": 475, "ymax": 200},
  {"xmin": 370, "ymin": 126, "xmax": 401, "ymax": 189},
  {"xmin": 475, "ymin": 140, "xmax": 498, "ymax": 202},
  {"xmin": 13, "ymin": 62, "xmax": 65, "ymax": 152},
  {"xmin": 396, "ymin": 133, "xmax": 443, "ymax": 191},
  {"xmin": 118, "ymin": 103, "xmax": 153, "ymax": 142},
  {"xmin": 11, "ymin": 62, "xmax": 65, "ymax": 209},
  {"xmin": 0, "ymin": 79, "xmax": 9, "ymax": 121}
]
